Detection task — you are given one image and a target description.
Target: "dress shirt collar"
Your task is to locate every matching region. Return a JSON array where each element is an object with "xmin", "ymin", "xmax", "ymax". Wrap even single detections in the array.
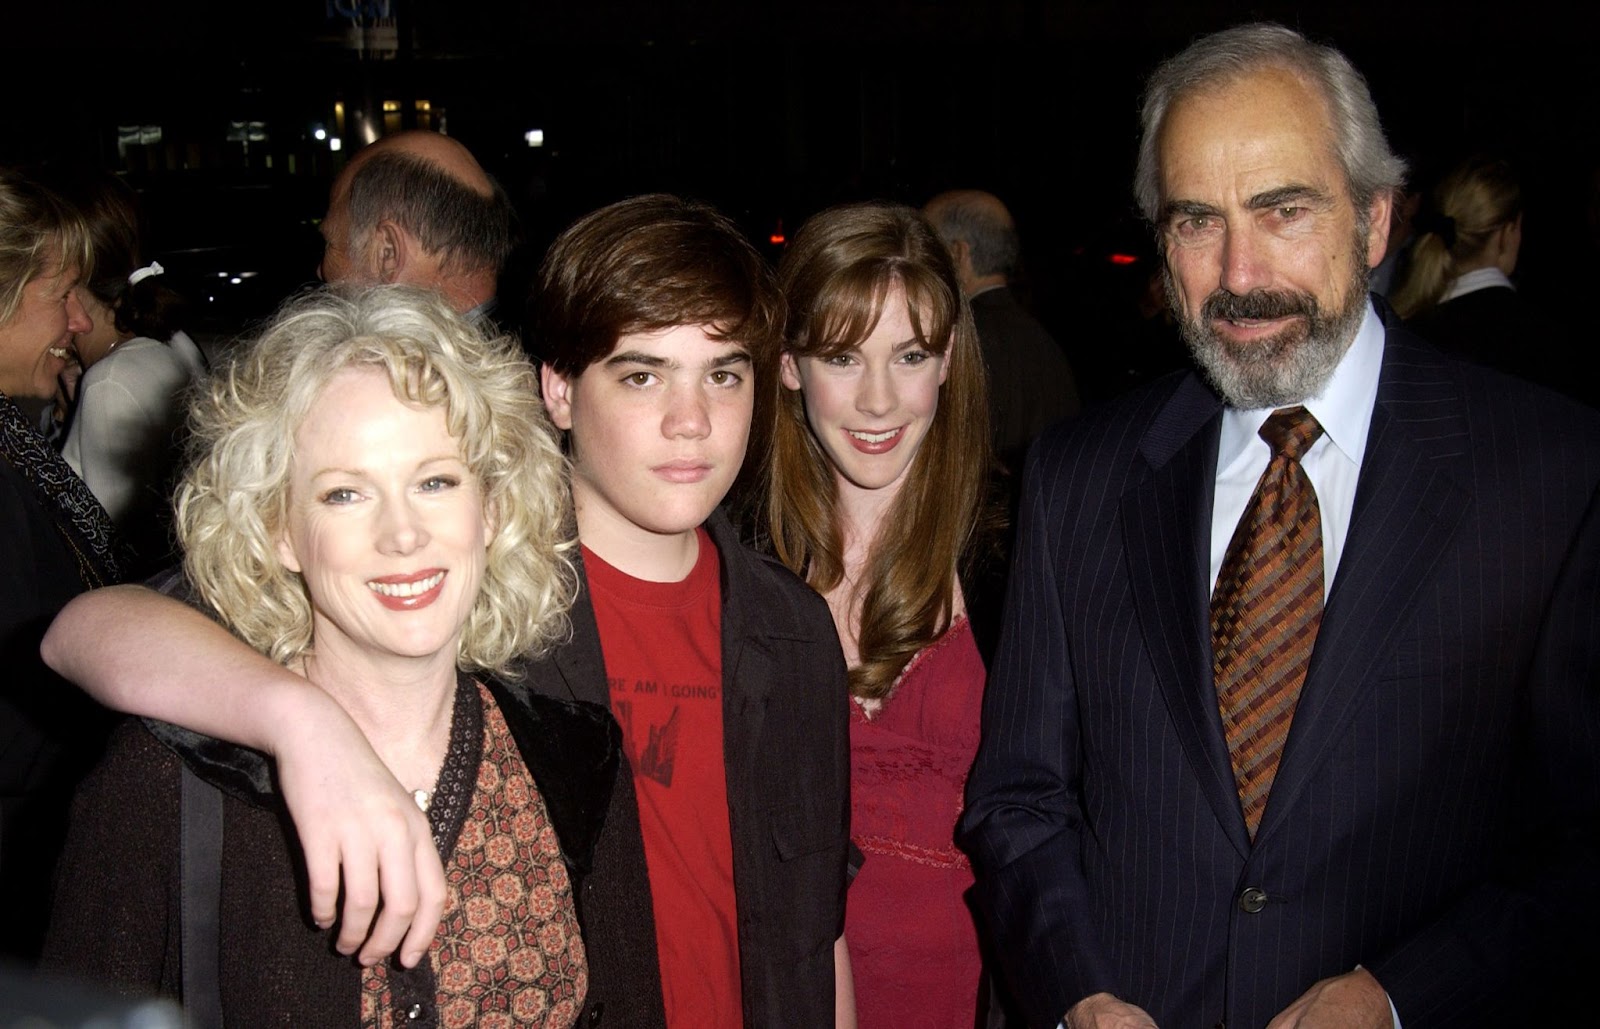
[
  {"xmin": 1441, "ymin": 266, "xmax": 1515, "ymax": 302},
  {"xmin": 1216, "ymin": 299, "xmax": 1385, "ymax": 470}
]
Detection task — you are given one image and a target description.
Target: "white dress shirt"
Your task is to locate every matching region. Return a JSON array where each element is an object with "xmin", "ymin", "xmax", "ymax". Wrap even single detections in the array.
[{"xmin": 1440, "ymin": 265, "xmax": 1515, "ymax": 303}]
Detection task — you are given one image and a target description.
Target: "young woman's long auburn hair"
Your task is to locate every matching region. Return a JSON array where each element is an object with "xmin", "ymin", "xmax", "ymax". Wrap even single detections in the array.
[{"xmin": 765, "ymin": 202, "xmax": 996, "ymax": 702}]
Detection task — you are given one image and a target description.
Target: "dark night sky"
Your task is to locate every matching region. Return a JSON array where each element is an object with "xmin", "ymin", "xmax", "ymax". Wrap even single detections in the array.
[{"xmin": 5, "ymin": 1, "xmax": 1590, "ymax": 363}]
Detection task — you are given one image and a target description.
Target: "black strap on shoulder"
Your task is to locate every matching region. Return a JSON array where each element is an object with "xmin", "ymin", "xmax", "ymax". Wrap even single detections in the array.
[{"xmin": 180, "ymin": 762, "xmax": 225, "ymax": 1028}]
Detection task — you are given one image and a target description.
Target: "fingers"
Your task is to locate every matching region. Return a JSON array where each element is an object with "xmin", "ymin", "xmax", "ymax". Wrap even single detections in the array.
[
  {"xmin": 1066, "ymin": 993, "xmax": 1160, "ymax": 1029},
  {"xmin": 357, "ymin": 834, "xmax": 422, "ymax": 967},
  {"xmin": 302, "ymin": 833, "xmax": 343, "ymax": 930},
  {"xmin": 398, "ymin": 839, "xmax": 448, "ymax": 968},
  {"xmin": 333, "ymin": 836, "xmax": 382, "ymax": 958}
]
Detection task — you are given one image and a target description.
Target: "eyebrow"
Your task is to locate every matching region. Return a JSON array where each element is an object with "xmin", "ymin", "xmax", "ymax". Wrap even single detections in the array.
[
  {"xmin": 1245, "ymin": 184, "xmax": 1335, "ymax": 210},
  {"xmin": 1160, "ymin": 184, "xmax": 1336, "ymax": 224},
  {"xmin": 306, "ymin": 455, "xmax": 463, "ymax": 479},
  {"xmin": 603, "ymin": 348, "xmax": 752, "ymax": 371},
  {"xmin": 604, "ymin": 349, "xmax": 672, "ymax": 369},
  {"xmin": 1159, "ymin": 199, "xmax": 1223, "ymax": 223}
]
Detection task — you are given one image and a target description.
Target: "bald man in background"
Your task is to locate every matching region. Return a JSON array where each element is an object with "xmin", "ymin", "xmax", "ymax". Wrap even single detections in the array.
[
  {"xmin": 318, "ymin": 130, "xmax": 514, "ymax": 319},
  {"xmin": 925, "ymin": 189, "xmax": 1080, "ymax": 474}
]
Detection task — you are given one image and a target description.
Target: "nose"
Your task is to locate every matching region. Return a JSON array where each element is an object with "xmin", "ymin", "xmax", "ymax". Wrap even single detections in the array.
[
  {"xmin": 1218, "ymin": 224, "xmax": 1270, "ymax": 297},
  {"xmin": 65, "ymin": 290, "xmax": 93, "ymax": 335},
  {"xmin": 663, "ymin": 383, "xmax": 712, "ymax": 439},
  {"xmin": 377, "ymin": 497, "xmax": 429, "ymax": 555},
  {"xmin": 855, "ymin": 364, "xmax": 896, "ymax": 418}
]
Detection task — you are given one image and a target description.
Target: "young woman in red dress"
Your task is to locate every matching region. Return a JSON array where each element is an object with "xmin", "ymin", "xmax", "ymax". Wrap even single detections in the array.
[{"xmin": 764, "ymin": 201, "xmax": 999, "ymax": 1028}]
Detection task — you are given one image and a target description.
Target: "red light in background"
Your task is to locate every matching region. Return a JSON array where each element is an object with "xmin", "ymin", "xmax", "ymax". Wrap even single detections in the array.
[
  {"xmin": 769, "ymin": 234, "xmax": 786, "ymax": 245},
  {"xmin": 1109, "ymin": 253, "xmax": 1138, "ymax": 265}
]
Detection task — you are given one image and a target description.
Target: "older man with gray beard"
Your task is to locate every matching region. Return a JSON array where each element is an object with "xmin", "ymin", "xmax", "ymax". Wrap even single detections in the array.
[{"xmin": 961, "ymin": 22, "xmax": 1599, "ymax": 1029}]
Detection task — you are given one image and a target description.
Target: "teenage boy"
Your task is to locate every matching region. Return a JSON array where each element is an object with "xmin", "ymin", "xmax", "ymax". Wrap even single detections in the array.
[{"xmin": 43, "ymin": 196, "xmax": 853, "ymax": 1027}]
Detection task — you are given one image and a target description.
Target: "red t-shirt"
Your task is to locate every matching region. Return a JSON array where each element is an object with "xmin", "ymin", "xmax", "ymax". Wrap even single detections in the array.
[{"xmin": 583, "ymin": 529, "xmax": 742, "ymax": 1026}]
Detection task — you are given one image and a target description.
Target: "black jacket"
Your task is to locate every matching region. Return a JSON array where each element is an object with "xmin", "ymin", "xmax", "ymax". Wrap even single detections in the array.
[{"xmin": 527, "ymin": 510, "xmax": 852, "ymax": 1028}]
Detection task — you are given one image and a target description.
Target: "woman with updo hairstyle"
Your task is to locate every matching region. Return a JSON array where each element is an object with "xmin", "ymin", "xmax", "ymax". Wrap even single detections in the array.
[
  {"xmin": 52, "ymin": 171, "xmax": 206, "ymax": 573},
  {"xmin": 45, "ymin": 285, "xmax": 617, "ymax": 1028},
  {"xmin": 764, "ymin": 201, "xmax": 999, "ymax": 1027},
  {"xmin": 1390, "ymin": 157, "xmax": 1550, "ymax": 383}
]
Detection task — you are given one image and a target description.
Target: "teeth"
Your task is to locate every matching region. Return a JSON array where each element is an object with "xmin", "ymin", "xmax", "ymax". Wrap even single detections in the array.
[
  {"xmin": 369, "ymin": 572, "xmax": 444, "ymax": 598},
  {"xmin": 848, "ymin": 428, "xmax": 900, "ymax": 444},
  {"xmin": 48, "ymin": 347, "xmax": 73, "ymax": 359}
]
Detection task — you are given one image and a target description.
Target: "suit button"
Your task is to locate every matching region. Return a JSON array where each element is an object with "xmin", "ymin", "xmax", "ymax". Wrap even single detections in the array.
[
  {"xmin": 586, "ymin": 1001, "xmax": 605, "ymax": 1024},
  {"xmin": 1238, "ymin": 886, "xmax": 1268, "ymax": 913}
]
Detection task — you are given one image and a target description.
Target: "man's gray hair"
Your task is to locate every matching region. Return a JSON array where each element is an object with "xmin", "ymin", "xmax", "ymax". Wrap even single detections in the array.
[
  {"xmin": 345, "ymin": 152, "xmax": 516, "ymax": 275},
  {"xmin": 925, "ymin": 194, "xmax": 1021, "ymax": 280},
  {"xmin": 1133, "ymin": 23, "xmax": 1407, "ymax": 226}
]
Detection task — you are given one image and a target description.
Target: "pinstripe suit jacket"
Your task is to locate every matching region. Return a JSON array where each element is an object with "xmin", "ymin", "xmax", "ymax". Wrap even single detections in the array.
[{"xmin": 959, "ymin": 312, "xmax": 1600, "ymax": 1028}]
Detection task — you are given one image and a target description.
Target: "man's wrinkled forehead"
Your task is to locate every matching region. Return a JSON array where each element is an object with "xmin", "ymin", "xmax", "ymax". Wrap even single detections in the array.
[{"xmin": 1157, "ymin": 65, "xmax": 1344, "ymax": 205}]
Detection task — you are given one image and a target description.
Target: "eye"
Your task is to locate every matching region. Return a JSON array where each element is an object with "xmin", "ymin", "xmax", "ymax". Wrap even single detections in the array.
[
  {"xmin": 418, "ymin": 475, "xmax": 459, "ymax": 493},
  {"xmin": 1276, "ymin": 205, "xmax": 1305, "ymax": 222},
  {"xmin": 900, "ymin": 349, "xmax": 931, "ymax": 366},
  {"xmin": 822, "ymin": 353, "xmax": 855, "ymax": 368},
  {"xmin": 622, "ymin": 371, "xmax": 658, "ymax": 387},
  {"xmin": 1173, "ymin": 214, "xmax": 1211, "ymax": 238},
  {"xmin": 707, "ymin": 368, "xmax": 743, "ymax": 387},
  {"xmin": 320, "ymin": 487, "xmax": 360, "ymax": 505}
]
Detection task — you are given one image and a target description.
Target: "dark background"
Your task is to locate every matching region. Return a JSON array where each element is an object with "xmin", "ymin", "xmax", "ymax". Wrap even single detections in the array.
[{"xmin": 6, "ymin": 1, "xmax": 1593, "ymax": 398}]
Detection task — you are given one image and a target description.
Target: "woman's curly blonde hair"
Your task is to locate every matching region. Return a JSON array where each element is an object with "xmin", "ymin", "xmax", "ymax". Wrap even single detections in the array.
[{"xmin": 176, "ymin": 285, "xmax": 575, "ymax": 676}]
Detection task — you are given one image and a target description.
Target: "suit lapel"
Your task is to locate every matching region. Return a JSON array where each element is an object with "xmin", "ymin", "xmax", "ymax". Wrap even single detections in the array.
[
  {"xmin": 1122, "ymin": 376, "xmax": 1253, "ymax": 855},
  {"xmin": 1255, "ymin": 330, "xmax": 1472, "ymax": 845}
]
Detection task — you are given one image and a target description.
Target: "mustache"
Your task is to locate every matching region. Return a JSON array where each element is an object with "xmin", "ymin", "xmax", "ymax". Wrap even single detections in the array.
[{"xmin": 1201, "ymin": 288, "xmax": 1319, "ymax": 322}]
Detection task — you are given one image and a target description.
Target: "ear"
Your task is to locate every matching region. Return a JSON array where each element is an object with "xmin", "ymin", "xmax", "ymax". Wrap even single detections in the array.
[
  {"xmin": 950, "ymin": 238, "xmax": 971, "ymax": 271},
  {"xmin": 938, "ymin": 338, "xmax": 952, "ymax": 386},
  {"xmin": 540, "ymin": 362, "xmax": 575, "ymax": 430},
  {"xmin": 275, "ymin": 529, "xmax": 304, "ymax": 575},
  {"xmin": 1364, "ymin": 190, "xmax": 1394, "ymax": 270},
  {"xmin": 779, "ymin": 352, "xmax": 804, "ymax": 392},
  {"xmin": 370, "ymin": 221, "xmax": 407, "ymax": 283}
]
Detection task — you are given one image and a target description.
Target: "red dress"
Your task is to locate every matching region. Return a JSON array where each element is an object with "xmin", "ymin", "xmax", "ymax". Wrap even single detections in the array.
[{"xmin": 846, "ymin": 616, "xmax": 986, "ymax": 1028}]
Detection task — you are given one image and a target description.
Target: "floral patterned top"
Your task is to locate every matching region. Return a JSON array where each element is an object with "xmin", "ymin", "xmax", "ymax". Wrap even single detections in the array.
[{"xmin": 362, "ymin": 680, "xmax": 587, "ymax": 1028}]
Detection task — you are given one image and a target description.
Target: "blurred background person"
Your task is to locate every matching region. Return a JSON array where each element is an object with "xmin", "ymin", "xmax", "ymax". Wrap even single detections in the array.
[
  {"xmin": 923, "ymin": 189, "xmax": 1079, "ymax": 478},
  {"xmin": 765, "ymin": 201, "xmax": 998, "ymax": 1027},
  {"xmin": 0, "ymin": 166, "xmax": 122, "ymax": 963},
  {"xmin": 319, "ymin": 130, "xmax": 514, "ymax": 324},
  {"xmin": 44, "ymin": 286, "xmax": 618, "ymax": 1026},
  {"xmin": 52, "ymin": 172, "xmax": 206, "ymax": 577},
  {"xmin": 1391, "ymin": 155, "xmax": 1558, "ymax": 388}
]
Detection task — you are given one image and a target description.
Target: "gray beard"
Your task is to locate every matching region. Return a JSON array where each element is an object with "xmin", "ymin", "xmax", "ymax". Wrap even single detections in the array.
[{"xmin": 1168, "ymin": 253, "xmax": 1371, "ymax": 409}]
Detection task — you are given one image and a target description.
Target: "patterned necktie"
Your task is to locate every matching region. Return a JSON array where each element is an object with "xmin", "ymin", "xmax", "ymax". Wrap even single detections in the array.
[{"xmin": 1211, "ymin": 406, "xmax": 1325, "ymax": 840}]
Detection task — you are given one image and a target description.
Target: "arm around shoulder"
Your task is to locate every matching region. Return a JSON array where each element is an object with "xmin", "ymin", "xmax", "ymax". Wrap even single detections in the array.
[
  {"xmin": 41, "ymin": 583, "xmax": 307, "ymax": 750},
  {"xmin": 41, "ymin": 581, "xmax": 448, "ymax": 967}
]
